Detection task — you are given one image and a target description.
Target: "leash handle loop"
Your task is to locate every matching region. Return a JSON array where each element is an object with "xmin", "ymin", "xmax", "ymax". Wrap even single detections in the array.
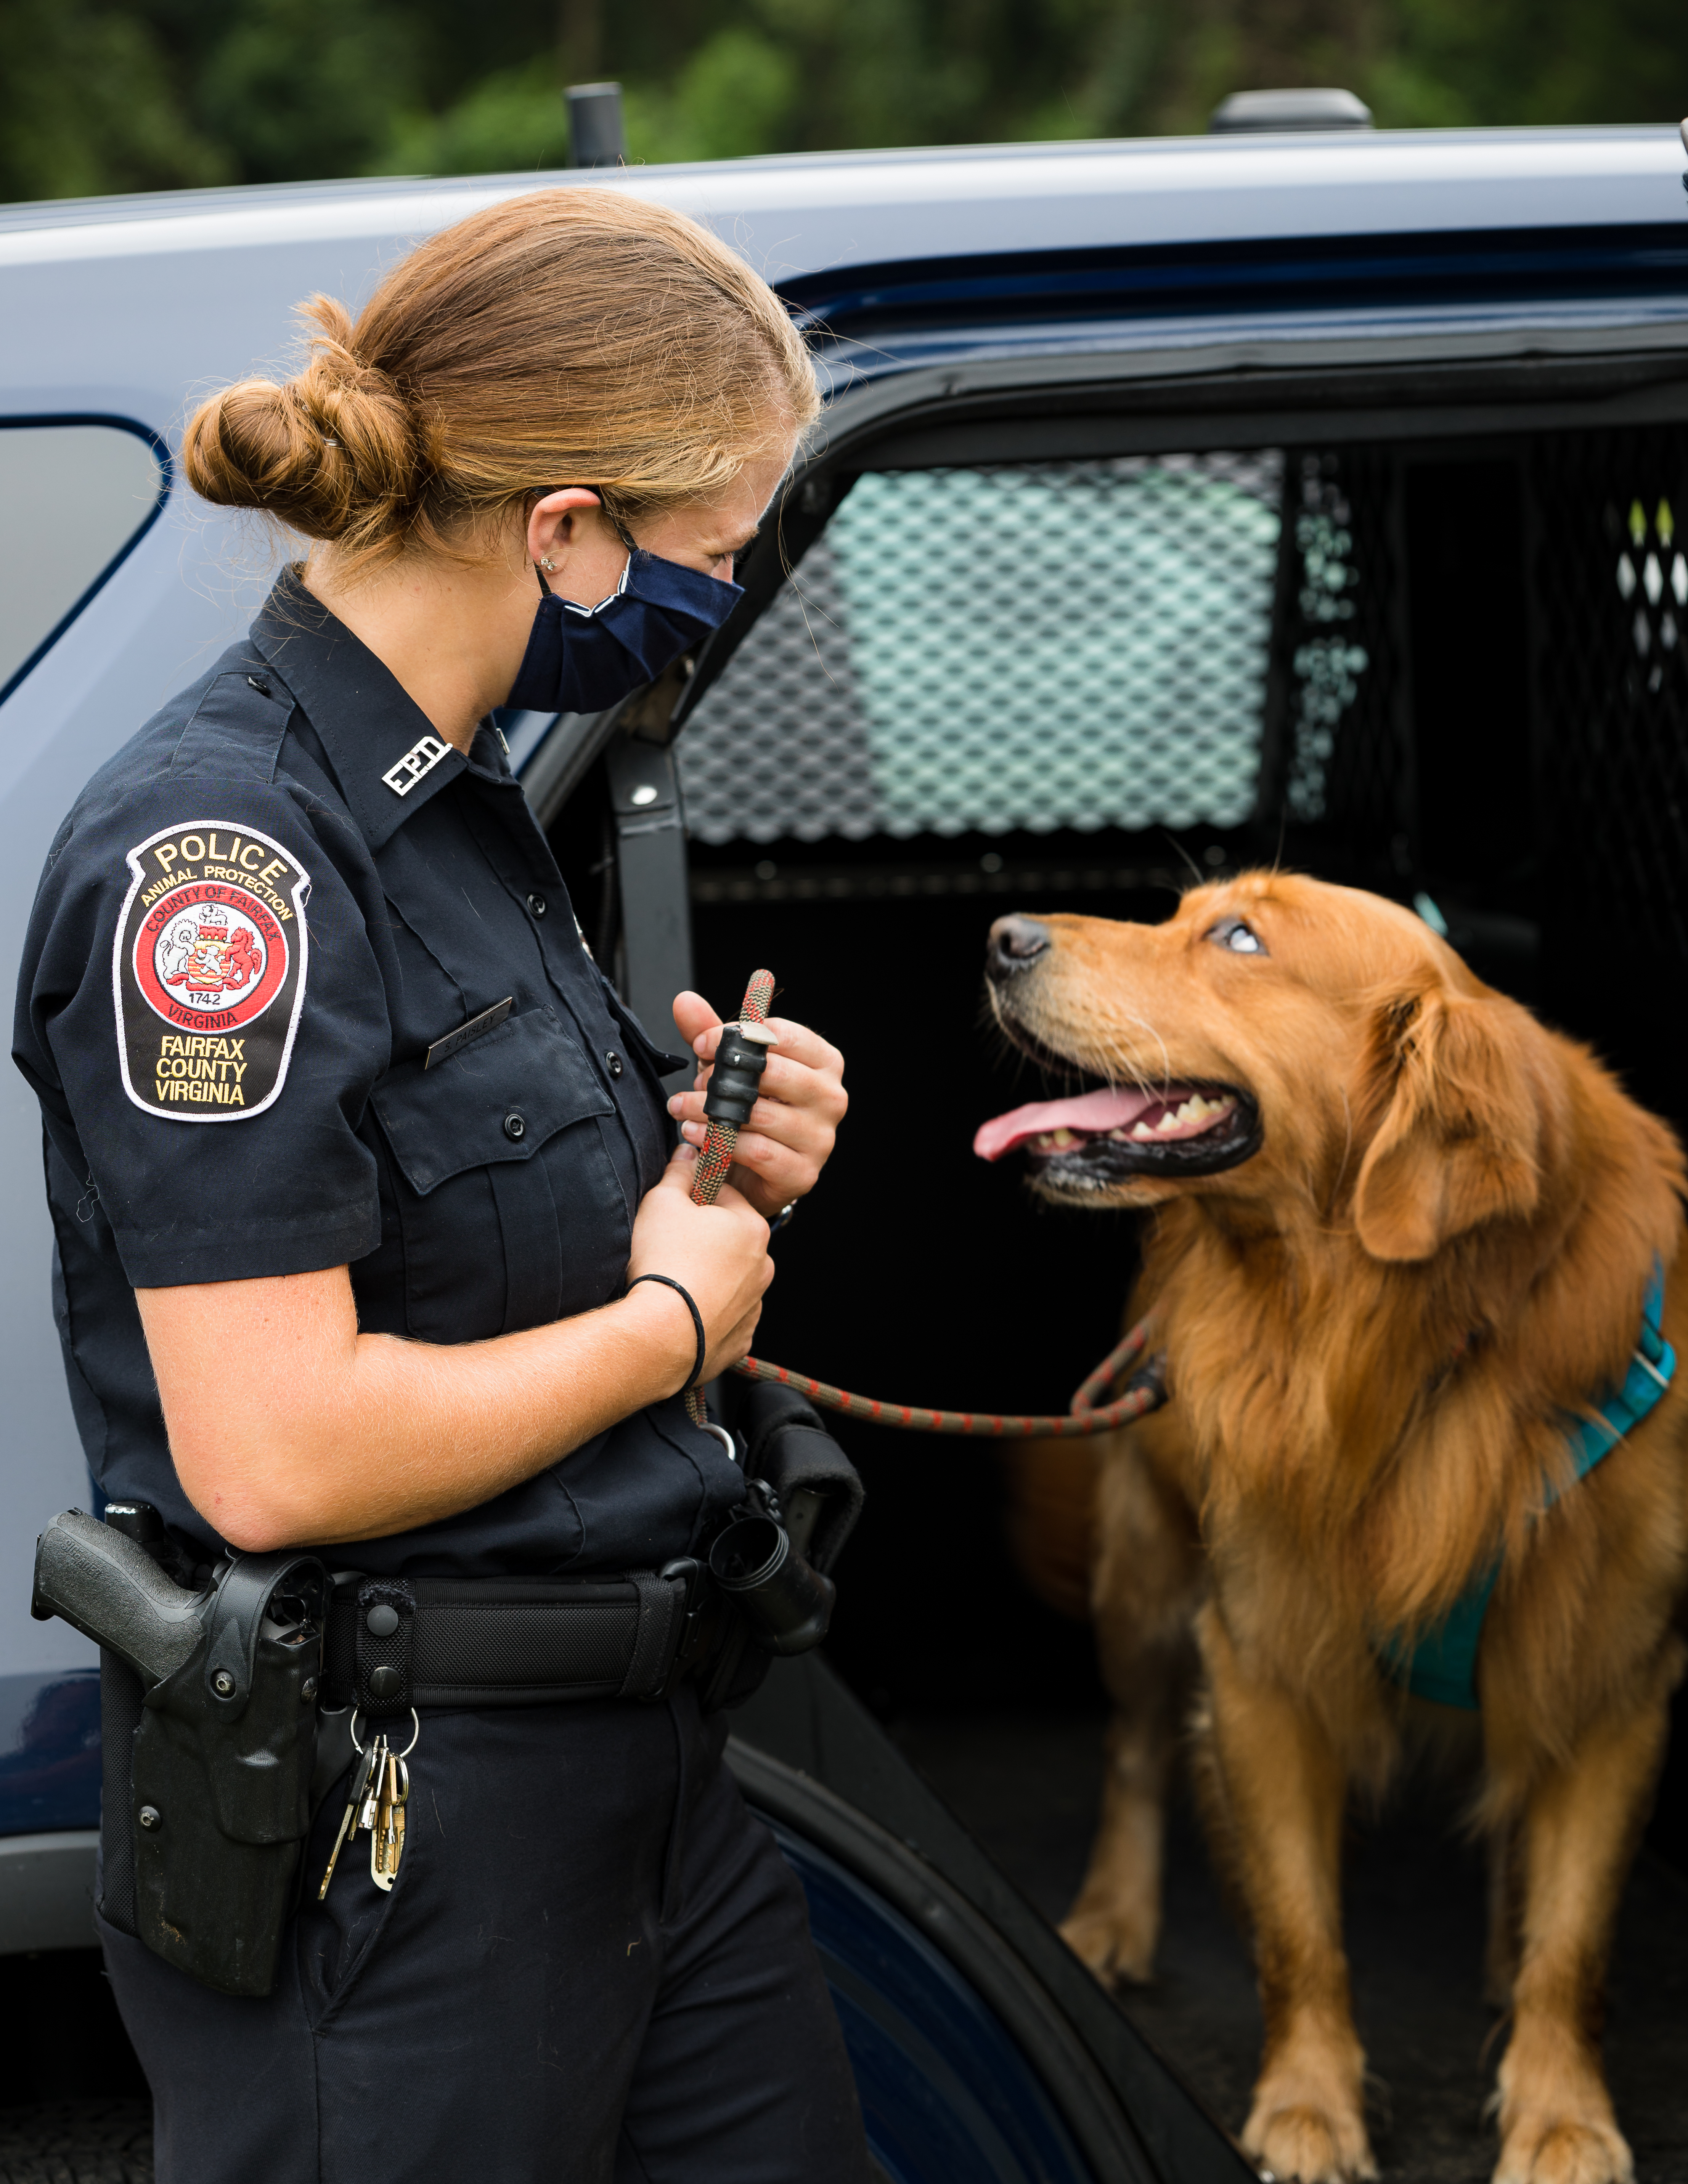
[{"xmin": 684, "ymin": 971, "xmax": 777, "ymax": 1425}]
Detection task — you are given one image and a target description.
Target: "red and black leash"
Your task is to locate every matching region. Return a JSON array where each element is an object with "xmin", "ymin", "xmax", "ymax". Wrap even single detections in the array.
[{"xmin": 688, "ymin": 971, "xmax": 1168, "ymax": 1439}]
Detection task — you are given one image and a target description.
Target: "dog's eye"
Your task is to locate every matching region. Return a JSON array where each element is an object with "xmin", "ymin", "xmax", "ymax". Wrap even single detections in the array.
[{"xmin": 1208, "ymin": 916, "xmax": 1267, "ymax": 956}]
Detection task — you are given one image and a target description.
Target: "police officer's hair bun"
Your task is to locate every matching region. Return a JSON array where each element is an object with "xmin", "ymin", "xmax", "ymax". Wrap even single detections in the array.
[
  {"xmin": 184, "ymin": 297, "xmax": 421, "ymax": 560},
  {"xmin": 181, "ymin": 191, "xmax": 821, "ymax": 581}
]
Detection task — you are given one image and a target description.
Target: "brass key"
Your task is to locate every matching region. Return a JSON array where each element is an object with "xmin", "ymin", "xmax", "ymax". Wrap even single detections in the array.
[
  {"xmin": 370, "ymin": 1748, "xmax": 395, "ymax": 1889},
  {"xmin": 372, "ymin": 1750, "xmax": 409, "ymax": 1891},
  {"xmin": 390, "ymin": 1759, "xmax": 408, "ymax": 1879},
  {"xmin": 318, "ymin": 1742, "xmax": 380, "ymax": 1902}
]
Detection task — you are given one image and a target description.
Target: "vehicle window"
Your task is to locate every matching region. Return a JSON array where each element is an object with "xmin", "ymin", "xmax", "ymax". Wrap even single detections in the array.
[
  {"xmin": 0, "ymin": 422, "xmax": 167, "ymax": 701},
  {"xmin": 680, "ymin": 453, "xmax": 1289, "ymax": 845}
]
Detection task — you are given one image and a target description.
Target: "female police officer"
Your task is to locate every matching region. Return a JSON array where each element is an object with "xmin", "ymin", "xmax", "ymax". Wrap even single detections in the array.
[{"xmin": 13, "ymin": 189, "xmax": 865, "ymax": 2182}]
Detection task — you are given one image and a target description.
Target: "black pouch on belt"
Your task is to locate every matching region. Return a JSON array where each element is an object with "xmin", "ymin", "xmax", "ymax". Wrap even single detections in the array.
[
  {"xmin": 31, "ymin": 1509, "xmax": 328, "ymax": 1998},
  {"xmin": 738, "ymin": 1380, "xmax": 866, "ymax": 1576},
  {"xmin": 700, "ymin": 1379, "xmax": 867, "ymax": 1711}
]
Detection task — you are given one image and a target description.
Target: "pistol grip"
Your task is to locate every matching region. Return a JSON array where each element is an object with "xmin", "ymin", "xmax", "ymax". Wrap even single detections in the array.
[{"xmin": 32, "ymin": 1510, "xmax": 204, "ymax": 1688}]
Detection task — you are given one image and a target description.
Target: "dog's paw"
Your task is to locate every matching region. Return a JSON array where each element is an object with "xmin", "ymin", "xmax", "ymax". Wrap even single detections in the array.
[
  {"xmin": 1058, "ymin": 1904, "xmax": 1156, "ymax": 1986},
  {"xmin": 1242, "ymin": 2096, "xmax": 1378, "ymax": 2184},
  {"xmin": 1492, "ymin": 2116, "xmax": 1633, "ymax": 2184}
]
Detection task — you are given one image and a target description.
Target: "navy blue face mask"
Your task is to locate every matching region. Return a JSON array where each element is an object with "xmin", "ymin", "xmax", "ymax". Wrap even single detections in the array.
[{"xmin": 504, "ymin": 547, "xmax": 744, "ymax": 714}]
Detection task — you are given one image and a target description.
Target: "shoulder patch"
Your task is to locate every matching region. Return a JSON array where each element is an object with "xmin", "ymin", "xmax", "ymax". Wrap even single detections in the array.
[{"xmin": 112, "ymin": 821, "xmax": 310, "ymax": 1123}]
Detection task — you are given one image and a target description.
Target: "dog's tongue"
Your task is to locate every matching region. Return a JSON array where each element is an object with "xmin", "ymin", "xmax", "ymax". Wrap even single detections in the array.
[{"xmin": 973, "ymin": 1086, "xmax": 1154, "ymax": 1163}]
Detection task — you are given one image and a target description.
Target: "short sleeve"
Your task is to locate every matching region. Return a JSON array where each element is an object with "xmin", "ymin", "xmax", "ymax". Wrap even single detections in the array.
[{"xmin": 13, "ymin": 767, "xmax": 395, "ymax": 1288}]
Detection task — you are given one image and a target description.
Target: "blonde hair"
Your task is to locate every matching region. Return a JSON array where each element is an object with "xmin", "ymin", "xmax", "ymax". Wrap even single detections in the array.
[{"xmin": 183, "ymin": 188, "xmax": 819, "ymax": 578}]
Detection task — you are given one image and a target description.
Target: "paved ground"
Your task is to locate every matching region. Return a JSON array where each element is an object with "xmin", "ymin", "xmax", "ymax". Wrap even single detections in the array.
[
  {"xmin": 0, "ymin": 2098, "xmax": 153, "ymax": 2184},
  {"xmin": 891, "ymin": 1707, "xmax": 1688, "ymax": 2184}
]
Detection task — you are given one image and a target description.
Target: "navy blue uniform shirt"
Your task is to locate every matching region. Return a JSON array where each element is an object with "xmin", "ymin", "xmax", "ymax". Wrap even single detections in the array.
[{"xmin": 13, "ymin": 578, "xmax": 745, "ymax": 1576}]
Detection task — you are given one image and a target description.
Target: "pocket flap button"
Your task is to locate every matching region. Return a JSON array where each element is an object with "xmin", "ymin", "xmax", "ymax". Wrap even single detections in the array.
[
  {"xmin": 504, "ymin": 1112, "xmax": 526, "ymax": 1141},
  {"xmin": 526, "ymin": 892, "xmax": 547, "ymax": 918},
  {"xmin": 365, "ymin": 1604, "xmax": 400, "ymax": 1638},
  {"xmin": 606, "ymin": 1051, "xmax": 624, "ymax": 1078}
]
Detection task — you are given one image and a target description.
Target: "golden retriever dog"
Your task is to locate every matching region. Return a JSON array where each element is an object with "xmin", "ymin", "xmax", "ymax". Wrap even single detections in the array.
[{"xmin": 974, "ymin": 873, "xmax": 1687, "ymax": 2184}]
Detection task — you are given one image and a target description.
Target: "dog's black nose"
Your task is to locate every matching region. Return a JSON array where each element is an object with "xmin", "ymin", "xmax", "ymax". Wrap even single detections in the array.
[{"xmin": 988, "ymin": 915, "xmax": 1051, "ymax": 977}]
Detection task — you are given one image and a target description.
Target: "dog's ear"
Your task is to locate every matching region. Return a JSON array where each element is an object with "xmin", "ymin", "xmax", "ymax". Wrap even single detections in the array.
[{"xmin": 1353, "ymin": 986, "xmax": 1548, "ymax": 1262}]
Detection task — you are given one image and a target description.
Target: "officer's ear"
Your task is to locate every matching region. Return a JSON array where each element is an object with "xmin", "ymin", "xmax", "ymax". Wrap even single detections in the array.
[{"xmin": 525, "ymin": 488, "xmax": 610, "ymax": 578}]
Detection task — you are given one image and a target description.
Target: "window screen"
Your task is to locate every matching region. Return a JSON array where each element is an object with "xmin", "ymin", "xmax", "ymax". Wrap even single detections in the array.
[
  {"xmin": 679, "ymin": 453, "xmax": 1284, "ymax": 846},
  {"xmin": 1533, "ymin": 428, "xmax": 1688, "ymax": 961},
  {"xmin": 0, "ymin": 422, "xmax": 167, "ymax": 702}
]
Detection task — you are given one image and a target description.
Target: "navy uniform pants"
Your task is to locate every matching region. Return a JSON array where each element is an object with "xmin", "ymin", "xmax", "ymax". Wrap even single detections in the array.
[{"xmin": 101, "ymin": 1684, "xmax": 872, "ymax": 2184}]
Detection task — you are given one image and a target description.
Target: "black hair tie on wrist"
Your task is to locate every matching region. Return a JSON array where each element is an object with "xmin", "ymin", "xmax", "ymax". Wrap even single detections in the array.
[{"xmin": 627, "ymin": 1274, "xmax": 707, "ymax": 1395}]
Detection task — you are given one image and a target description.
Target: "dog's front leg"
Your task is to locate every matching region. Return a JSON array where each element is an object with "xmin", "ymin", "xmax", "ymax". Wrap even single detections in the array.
[
  {"xmin": 1198, "ymin": 1602, "xmax": 1377, "ymax": 2184},
  {"xmin": 1062, "ymin": 1435, "xmax": 1200, "ymax": 1984},
  {"xmin": 1491, "ymin": 1648, "xmax": 1679, "ymax": 2184}
]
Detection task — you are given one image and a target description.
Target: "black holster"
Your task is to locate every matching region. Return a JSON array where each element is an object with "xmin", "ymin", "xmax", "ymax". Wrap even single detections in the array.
[{"xmin": 34, "ymin": 1511, "xmax": 329, "ymax": 1997}]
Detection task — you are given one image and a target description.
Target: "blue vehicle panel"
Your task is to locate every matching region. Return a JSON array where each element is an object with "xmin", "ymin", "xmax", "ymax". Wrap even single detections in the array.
[{"xmin": 773, "ymin": 1821, "xmax": 1092, "ymax": 2184}]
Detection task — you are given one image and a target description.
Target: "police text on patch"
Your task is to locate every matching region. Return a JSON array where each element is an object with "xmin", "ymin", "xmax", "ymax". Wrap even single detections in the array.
[{"xmin": 113, "ymin": 820, "xmax": 311, "ymax": 1123}]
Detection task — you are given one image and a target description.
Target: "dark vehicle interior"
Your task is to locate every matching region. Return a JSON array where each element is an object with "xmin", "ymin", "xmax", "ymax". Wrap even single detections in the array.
[{"xmin": 544, "ymin": 358, "xmax": 1688, "ymax": 2178}]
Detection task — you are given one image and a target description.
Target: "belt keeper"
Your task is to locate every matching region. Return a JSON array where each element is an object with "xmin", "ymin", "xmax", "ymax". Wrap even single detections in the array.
[
  {"xmin": 620, "ymin": 1566, "xmax": 689, "ymax": 1701},
  {"xmin": 355, "ymin": 1577, "xmax": 415, "ymax": 1716}
]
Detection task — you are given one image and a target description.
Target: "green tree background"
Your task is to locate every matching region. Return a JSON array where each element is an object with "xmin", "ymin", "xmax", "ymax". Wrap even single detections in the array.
[{"xmin": 1, "ymin": 0, "xmax": 1685, "ymax": 204}]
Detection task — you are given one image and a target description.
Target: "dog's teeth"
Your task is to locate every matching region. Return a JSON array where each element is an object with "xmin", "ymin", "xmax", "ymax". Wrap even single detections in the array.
[
  {"xmin": 1155, "ymin": 1111, "xmax": 1181, "ymax": 1133},
  {"xmin": 1131, "ymin": 1120, "xmax": 1156, "ymax": 1139},
  {"xmin": 1107, "ymin": 1127, "xmax": 1129, "ymax": 1141},
  {"xmin": 1030, "ymin": 1132, "xmax": 1054, "ymax": 1151},
  {"xmin": 1051, "ymin": 1128, "xmax": 1077, "ymax": 1148}
]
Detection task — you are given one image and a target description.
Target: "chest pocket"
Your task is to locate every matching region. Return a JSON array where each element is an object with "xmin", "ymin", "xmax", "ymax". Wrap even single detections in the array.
[
  {"xmin": 369, "ymin": 1007, "xmax": 629, "ymax": 1342},
  {"xmin": 600, "ymin": 984, "xmax": 687, "ymax": 1194}
]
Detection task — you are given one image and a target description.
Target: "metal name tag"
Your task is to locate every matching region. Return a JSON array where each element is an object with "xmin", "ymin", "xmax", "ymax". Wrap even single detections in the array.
[{"xmin": 382, "ymin": 735, "xmax": 452, "ymax": 798}]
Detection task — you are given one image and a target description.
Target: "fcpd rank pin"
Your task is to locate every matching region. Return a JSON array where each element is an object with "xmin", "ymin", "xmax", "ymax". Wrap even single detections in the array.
[{"xmin": 113, "ymin": 821, "xmax": 311, "ymax": 1122}]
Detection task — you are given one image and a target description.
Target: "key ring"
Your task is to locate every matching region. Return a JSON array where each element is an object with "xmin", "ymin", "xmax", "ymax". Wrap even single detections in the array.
[{"xmin": 350, "ymin": 1706, "xmax": 419, "ymax": 1759}]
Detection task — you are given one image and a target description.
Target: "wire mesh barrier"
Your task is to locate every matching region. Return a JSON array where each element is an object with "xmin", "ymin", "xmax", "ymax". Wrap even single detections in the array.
[
  {"xmin": 1266, "ymin": 446, "xmax": 1405, "ymax": 883},
  {"xmin": 1531, "ymin": 426, "xmax": 1688, "ymax": 965},
  {"xmin": 679, "ymin": 429, "xmax": 1688, "ymax": 942},
  {"xmin": 679, "ymin": 453, "xmax": 1284, "ymax": 846}
]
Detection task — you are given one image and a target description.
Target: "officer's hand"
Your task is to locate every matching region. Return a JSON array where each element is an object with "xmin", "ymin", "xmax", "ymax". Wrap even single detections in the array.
[
  {"xmin": 667, "ymin": 993, "xmax": 848, "ymax": 1221},
  {"xmin": 626, "ymin": 1147, "xmax": 773, "ymax": 1385}
]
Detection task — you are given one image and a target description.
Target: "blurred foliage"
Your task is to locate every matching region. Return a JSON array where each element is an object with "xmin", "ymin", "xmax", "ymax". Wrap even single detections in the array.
[{"xmin": 1, "ymin": 0, "xmax": 1685, "ymax": 204}]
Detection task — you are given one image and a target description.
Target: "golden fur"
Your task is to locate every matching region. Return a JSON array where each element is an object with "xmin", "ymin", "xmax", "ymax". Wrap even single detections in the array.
[{"xmin": 992, "ymin": 873, "xmax": 1688, "ymax": 2184}]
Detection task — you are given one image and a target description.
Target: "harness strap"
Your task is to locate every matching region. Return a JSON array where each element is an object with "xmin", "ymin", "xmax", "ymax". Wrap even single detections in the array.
[{"xmin": 1385, "ymin": 1264, "xmax": 1676, "ymax": 1710}]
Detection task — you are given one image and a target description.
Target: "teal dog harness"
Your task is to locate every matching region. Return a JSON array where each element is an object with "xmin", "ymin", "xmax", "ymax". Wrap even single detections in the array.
[{"xmin": 1385, "ymin": 1268, "xmax": 1675, "ymax": 1710}]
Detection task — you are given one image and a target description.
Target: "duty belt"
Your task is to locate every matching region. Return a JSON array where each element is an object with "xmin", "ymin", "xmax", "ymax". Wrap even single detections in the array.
[{"xmin": 321, "ymin": 1565, "xmax": 715, "ymax": 1716}]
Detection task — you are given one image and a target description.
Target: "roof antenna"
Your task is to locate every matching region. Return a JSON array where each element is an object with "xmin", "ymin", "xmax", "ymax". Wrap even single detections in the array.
[{"xmin": 567, "ymin": 83, "xmax": 626, "ymax": 168}]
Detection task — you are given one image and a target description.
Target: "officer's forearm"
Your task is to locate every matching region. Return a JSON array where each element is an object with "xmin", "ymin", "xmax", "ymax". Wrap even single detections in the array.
[{"xmin": 135, "ymin": 1267, "xmax": 699, "ymax": 1552}]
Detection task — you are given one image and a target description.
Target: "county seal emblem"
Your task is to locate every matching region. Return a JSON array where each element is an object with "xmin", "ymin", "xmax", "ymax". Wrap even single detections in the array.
[{"xmin": 114, "ymin": 820, "xmax": 310, "ymax": 1121}]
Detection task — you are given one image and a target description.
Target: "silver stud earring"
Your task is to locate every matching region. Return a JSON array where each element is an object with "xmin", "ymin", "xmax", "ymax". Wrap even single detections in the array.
[{"xmin": 538, "ymin": 555, "xmax": 556, "ymax": 571}]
